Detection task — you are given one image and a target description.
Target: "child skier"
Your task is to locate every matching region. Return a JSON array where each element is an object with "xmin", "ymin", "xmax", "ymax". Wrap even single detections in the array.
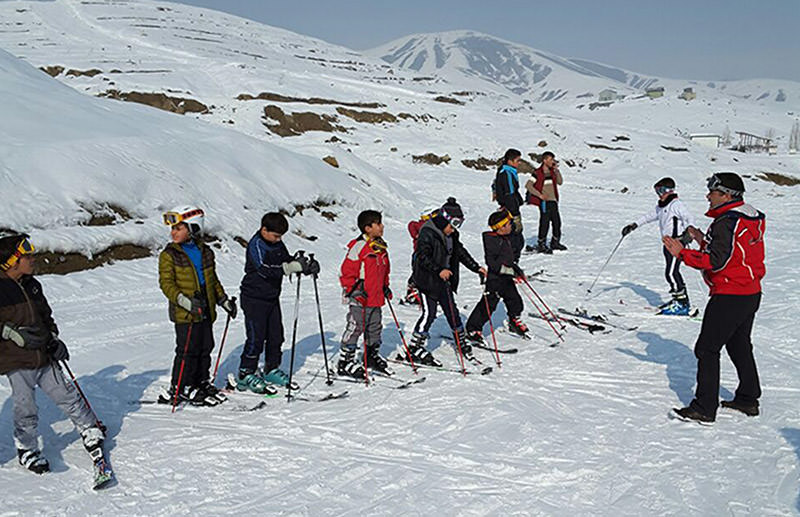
[
  {"xmin": 404, "ymin": 207, "xmax": 438, "ymax": 305},
  {"xmin": 465, "ymin": 210, "xmax": 529, "ymax": 344},
  {"xmin": 338, "ymin": 210, "xmax": 392, "ymax": 378},
  {"xmin": 0, "ymin": 232, "xmax": 106, "ymax": 474},
  {"xmin": 409, "ymin": 198, "xmax": 486, "ymax": 366},
  {"xmin": 158, "ymin": 206, "xmax": 237, "ymax": 406},
  {"xmin": 235, "ymin": 212, "xmax": 318, "ymax": 392},
  {"xmin": 621, "ymin": 177, "xmax": 696, "ymax": 315}
]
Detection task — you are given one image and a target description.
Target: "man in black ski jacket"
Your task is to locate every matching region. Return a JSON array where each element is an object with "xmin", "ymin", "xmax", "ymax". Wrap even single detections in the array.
[{"xmin": 408, "ymin": 198, "xmax": 485, "ymax": 367}]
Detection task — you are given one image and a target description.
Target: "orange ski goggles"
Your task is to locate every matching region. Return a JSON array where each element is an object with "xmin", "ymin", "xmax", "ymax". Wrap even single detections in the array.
[{"xmin": 1, "ymin": 237, "xmax": 35, "ymax": 271}]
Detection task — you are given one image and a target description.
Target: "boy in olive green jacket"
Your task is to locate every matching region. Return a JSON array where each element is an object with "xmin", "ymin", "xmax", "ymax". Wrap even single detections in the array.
[{"xmin": 157, "ymin": 206, "xmax": 236, "ymax": 406}]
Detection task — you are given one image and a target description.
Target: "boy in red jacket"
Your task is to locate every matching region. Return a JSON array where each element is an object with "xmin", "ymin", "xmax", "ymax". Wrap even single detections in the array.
[{"xmin": 338, "ymin": 210, "xmax": 392, "ymax": 378}]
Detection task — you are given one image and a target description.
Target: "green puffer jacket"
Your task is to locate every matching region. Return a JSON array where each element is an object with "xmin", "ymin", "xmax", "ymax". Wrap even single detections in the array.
[{"xmin": 158, "ymin": 240, "xmax": 226, "ymax": 324}]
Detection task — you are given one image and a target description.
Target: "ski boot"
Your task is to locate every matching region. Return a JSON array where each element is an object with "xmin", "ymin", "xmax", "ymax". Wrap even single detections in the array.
[
  {"xmin": 507, "ymin": 316, "xmax": 530, "ymax": 339},
  {"xmin": 337, "ymin": 348, "xmax": 366, "ymax": 379},
  {"xmin": 366, "ymin": 347, "xmax": 394, "ymax": 375},
  {"xmin": 17, "ymin": 448, "xmax": 49, "ymax": 474},
  {"xmin": 721, "ymin": 399, "xmax": 759, "ymax": 417},
  {"xmin": 658, "ymin": 299, "xmax": 690, "ymax": 316},
  {"xmin": 199, "ymin": 380, "xmax": 228, "ymax": 404},
  {"xmin": 262, "ymin": 368, "xmax": 300, "ymax": 391},
  {"xmin": 466, "ymin": 330, "xmax": 486, "ymax": 346},
  {"xmin": 157, "ymin": 384, "xmax": 215, "ymax": 405},
  {"xmin": 407, "ymin": 333, "xmax": 442, "ymax": 367},
  {"xmin": 550, "ymin": 240, "xmax": 568, "ymax": 251},
  {"xmin": 230, "ymin": 369, "xmax": 278, "ymax": 396},
  {"xmin": 81, "ymin": 426, "xmax": 105, "ymax": 460},
  {"xmin": 452, "ymin": 329, "xmax": 474, "ymax": 362}
]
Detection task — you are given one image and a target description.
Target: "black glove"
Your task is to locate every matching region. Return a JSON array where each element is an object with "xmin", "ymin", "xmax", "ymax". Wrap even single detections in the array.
[
  {"xmin": 1, "ymin": 323, "xmax": 50, "ymax": 349},
  {"xmin": 512, "ymin": 264, "xmax": 525, "ymax": 278},
  {"xmin": 219, "ymin": 296, "xmax": 237, "ymax": 319},
  {"xmin": 303, "ymin": 257, "xmax": 321, "ymax": 276},
  {"xmin": 47, "ymin": 336, "xmax": 70, "ymax": 362},
  {"xmin": 383, "ymin": 286, "xmax": 393, "ymax": 300},
  {"xmin": 621, "ymin": 223, "xmax": 637, "ymax": 237}
]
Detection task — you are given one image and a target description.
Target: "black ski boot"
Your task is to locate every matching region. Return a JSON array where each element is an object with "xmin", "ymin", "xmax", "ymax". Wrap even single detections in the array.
[
  {"xmin": 408, "ymin": 333, "xmax": 442, "ymax": 367},
  {"xmin": 721, "ymin": 399, "xmax": 759, "ymax": 416},
  {"xmin": 466, "ymin": 330, "xmax": 486, "ymax": 346},
  {"xmin": 550, "ymin": 240, "xmax": 568, "ymax": 251},
  {"xmin": 367, "ymin": 347, "xmax": 394, "ymax": 375},
  {"xmin": 452, "ymin": 329, "xmax": 474, "ymax": 361},
  {"xmin": 18, "ymin": 448, "xmax": 49, "ymax": 474},
  {"xmin": 199, "ymin": 380, "xmax": 228, "ymax": 404},
  {"xmin": 337, "ymin": 348, "xmax": 365, "ymax": 379}
]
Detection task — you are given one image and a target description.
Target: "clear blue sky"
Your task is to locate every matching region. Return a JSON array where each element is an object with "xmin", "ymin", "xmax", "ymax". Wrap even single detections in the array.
[{"xmin": 169, "ymin": 1, "xmax": 797, "ymax": 81}]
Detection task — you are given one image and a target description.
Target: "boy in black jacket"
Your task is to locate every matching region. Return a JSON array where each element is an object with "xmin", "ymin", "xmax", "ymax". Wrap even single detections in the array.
[
  {"xmin": 409, "ymin": 198, "xmax": 486, "ymax": 366},
  {"xmin": 465, "ymin": 210, "xmax": 529, "ymax": 344}
]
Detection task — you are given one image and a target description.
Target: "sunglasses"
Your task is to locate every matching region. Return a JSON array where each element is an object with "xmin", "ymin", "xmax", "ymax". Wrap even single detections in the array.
[
  {"xmin": 163, "ymin": 208, "xmax": 204, "ymax": 227},
  {"xmin": 1, "ymin": 237, "xmax": 35, "ymax": 271}
]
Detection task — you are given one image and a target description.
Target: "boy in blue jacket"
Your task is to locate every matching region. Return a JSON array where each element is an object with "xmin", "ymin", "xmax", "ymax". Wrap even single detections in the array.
[{"xmin": 234, "ymin": 212, "xmax": 318, "ymax": 392}]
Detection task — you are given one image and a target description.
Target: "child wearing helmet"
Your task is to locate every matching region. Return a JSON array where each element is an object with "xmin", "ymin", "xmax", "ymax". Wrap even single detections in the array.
[{"xmin": 158, "ymin": 206, "xmax": 237, "ymax": 406}]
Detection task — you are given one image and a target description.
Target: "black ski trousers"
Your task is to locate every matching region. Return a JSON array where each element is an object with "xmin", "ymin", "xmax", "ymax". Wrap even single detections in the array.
[
  {"xmin": 465, "ymin": 277, "xmax": 523, "ymax": 333},
  {"xmin": 537, "ymin": 201, "xmax": 562, "ymax": 245},
  {"xmin": 690, "ymin": 293, "xmax": 761, "ymax": 418},
  {"xmin": 171, "ymin": 319, "xmax": 214, "ymax": 388},
  {"xmin": 239, "ymin": 297, "xmax": 284, "ymax": 373},
  {"xmin": 662, "ymin": 245, "xmax": 686, "ymax": 293},
  {"xmin": 413, "ymin": 288, "xmax": 463, "ymax": 336}
]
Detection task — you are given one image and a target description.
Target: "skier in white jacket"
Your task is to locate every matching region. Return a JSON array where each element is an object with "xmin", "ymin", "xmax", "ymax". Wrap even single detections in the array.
[{"xmin": 621, "ymin": 177, "xmax": 696, "ymax": 314}]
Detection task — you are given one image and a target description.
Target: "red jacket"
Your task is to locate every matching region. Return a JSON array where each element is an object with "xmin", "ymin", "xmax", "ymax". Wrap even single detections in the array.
[
  {"xmin": 680, "ymin": 200, "xmax": 765, "ymax": 296},
  {"xmin": 527, "ymin": 165, "xmax": 560, "ymax": 206},
  {"xmin": 339, "ymin": 236, "xmax": 390, "ymax": 307}
]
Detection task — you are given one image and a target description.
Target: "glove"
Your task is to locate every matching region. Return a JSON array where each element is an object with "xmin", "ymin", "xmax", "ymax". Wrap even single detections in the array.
[
  {"xmin": 383, "ymin": 286, "xmax": 393, "ymax": 300},
  {"xmin": 302, "ymin": 257, "xmax": 321, "ymax": 276},
  {"xmin": 348, "ymin": 281, "xmax": 367, "ymax": 306},
  {"xmin": 219, "ymin": 295, "xmax": 238, "ymax": 319},
  {"xmin": 621, "ymin": 223, "xmax": 637, "ymax": 237},
  {"xmin": 512, "ymin": 264, "xmax": 525, "ymax": 278},
  {"xmin": 1, "ymin": 323, "xmax": 50, "ymax": 349},
  {"xmin": 282, "ymin": 260, "xmax": 303, "ymax": 276},
  {"xmin": 176, "ymin": 293, "xmax": 206, "ymax": 317},
  {"xmin": 678, "ymin": 229, "xmax": 694, "ymax": 246},
  {"xmin": 47, "ymin": 335, "xmax": 70, "ymax": 362}
]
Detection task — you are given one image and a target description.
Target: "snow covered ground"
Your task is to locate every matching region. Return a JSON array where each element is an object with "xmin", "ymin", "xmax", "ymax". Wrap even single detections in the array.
[{"xmin": 1, "ymin": 0, "xmax": 799, "ymax": 514}]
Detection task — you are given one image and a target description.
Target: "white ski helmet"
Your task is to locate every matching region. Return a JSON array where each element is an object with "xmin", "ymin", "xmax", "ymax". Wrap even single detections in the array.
[{"xmin": 163, "ymin": 205, "xmax": 205, "ymax": 235}]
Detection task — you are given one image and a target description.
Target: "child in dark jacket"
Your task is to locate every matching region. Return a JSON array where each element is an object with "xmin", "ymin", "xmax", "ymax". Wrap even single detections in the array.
[
  {"xmin": 409, "ymin": 198, "xmax": 486, "ymax": 366},
  {"xmin": 0, "ymin": 232, "xmax": 106, "ymax": 475},
  {"xmin": 235, "ymin": 212, "xmax": 318, "ymax": 393},
  {"xmin": 465, "ymin": 210, "xmax": 529, "ymax": 343},
  {"xmin": 338, "ymin": 210, "xmax": 392, "ymax": 378}
]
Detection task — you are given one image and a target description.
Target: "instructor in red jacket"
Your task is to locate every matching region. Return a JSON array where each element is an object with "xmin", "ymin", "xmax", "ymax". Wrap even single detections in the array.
[{"xmin": 663, "ymin": 172, "xmax": 765, "ymax": 424}]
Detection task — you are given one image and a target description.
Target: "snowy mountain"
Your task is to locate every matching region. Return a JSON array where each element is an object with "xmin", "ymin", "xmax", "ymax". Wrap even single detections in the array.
[
  {"xmin": 1, "ymin": 1, "xmax": 800, "ymax": 515},
  {"xmin": 367, "ymin": 30, "xmax": 800, "ymax": 105}
]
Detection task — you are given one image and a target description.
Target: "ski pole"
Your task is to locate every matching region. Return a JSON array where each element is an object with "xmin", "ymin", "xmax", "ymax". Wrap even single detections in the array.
[
  {"xmin": 61, "ymin": 361, "xmax": 107, "ymax": 434},
  {"xmin": 520, "ymin": 277, "xmax": 566, "ymax": 331},
  {"xmin": 309, "ymin": 256, "xmax": 332, "ymax": 386},
  {"xmin": 172, "ymin": 319, "xmax": 195, "ymax": 413},
  {"xmin": 211, "ymin": 299, "xmax": 235, "ymax": 385},
  {"xmin": 520, "ymin": 285, "xmax": 565, "ymax": 342},
  {"xmin": 444, "ymin": 283, "xmax": 467, "ymax": 376},
  {"xmin": 386, "ymin": 296, "xmax": 418, "ymax": 374},
  {"xmin": 361, "ymin": 305, "xmax": 370, "ymax": 386},
  {"xmin": 482, "ymin": 290, "xmax": 502, "ymax": 368},
  {"xmin": 286, "ymin": 272, "xmax": 302, "ymax": 402},
  {"xmin": 587, "ymin": 234, "xmax": 626, "ymax": 294}
]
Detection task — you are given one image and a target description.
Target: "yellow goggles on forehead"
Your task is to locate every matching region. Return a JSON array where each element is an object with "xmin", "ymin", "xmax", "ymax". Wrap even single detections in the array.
[
  {"xmin": 1, "ymin": 237, "xmax": 35, "ymax": 271},
  {"xmin": 490, "ymin": 213, "xmax": 513, "ymax": 231},
  {"xmin": 163, "ymin": 208, "xmax": 204, "ymax": 227}
]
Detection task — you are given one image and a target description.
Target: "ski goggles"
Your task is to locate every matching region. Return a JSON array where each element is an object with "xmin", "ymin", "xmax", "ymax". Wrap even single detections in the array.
[
  {"xmin": 1, "ymin": 236, "xmax": 34, "ymax": 271},
  {"xmin": 490, "ymin": 211, "xmax": 513, "ymax": 231},
  {"xmin": 441, "ymin": 209, "xmax": 463, "ymax": 229},
  {"xmin": 163, "ymin": 208, "xmax": 204, "ymax": 227},
  {"xmin": 368, "ymin": 237, "xmax": 388, "ymax": 253},
  {"xmin": 654, "ymin": 185, "xmax": 674, "ymax": 196},
  {"xmin": 706, "ymin": 174, "xmax": 743, "ymax": 197}
]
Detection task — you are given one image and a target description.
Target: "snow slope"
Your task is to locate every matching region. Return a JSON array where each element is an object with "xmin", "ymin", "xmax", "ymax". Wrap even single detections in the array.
[{"xmin": 1, "ymin": 1, "xmax": 800, "ymax": 515}]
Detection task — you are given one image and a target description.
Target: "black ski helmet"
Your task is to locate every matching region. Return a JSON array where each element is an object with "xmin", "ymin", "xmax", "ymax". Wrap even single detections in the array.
[{"xmin": 707, "ymin": 172, "xmax": 745, "ymax": 198}]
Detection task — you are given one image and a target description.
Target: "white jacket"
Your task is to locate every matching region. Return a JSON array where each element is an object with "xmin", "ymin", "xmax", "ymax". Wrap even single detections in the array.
[{"xmin": 636, "ymin": 195, "xmax": 694, "ymax": 238}]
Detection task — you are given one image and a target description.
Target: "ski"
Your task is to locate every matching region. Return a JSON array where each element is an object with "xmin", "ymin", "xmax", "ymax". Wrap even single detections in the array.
[
  {"xmin": 389, "ymin": 355, "xmax": 492, "ymax": 376},
  {"xmin": 531, "ymin": 312, "xmax": 607, "ymax": 334},
  {"xmin": 470, "ymin": 341, "xmax": 518, "ymax": 354},
  {"xmin": 92, "ymin": 455, "xmax": 114, "ymax": 490},
  {"xmin": 328, "ymin": 372, "xmax": 427, "ymax": 389},
  {"xmin": 560, "ymin": 308, "xmax": 639, "ymax": 331}
]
